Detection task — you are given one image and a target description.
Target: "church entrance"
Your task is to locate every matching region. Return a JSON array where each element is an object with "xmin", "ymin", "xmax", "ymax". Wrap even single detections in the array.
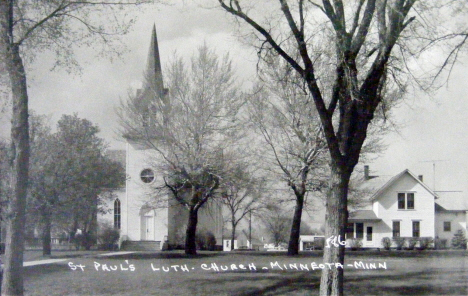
[{"xmin": 141, "ymin": 209, "xmax": 155, "ymax": 241}]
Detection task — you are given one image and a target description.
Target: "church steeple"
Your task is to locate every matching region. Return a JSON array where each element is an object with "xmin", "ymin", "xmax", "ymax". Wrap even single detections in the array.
[{"xmin": 144, "ymin": 24, "xmax": 166, "ymax": 99}]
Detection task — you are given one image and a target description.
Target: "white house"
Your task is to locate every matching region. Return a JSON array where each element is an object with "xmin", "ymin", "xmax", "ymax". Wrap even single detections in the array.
[
  {"xmin": 299, "ymin": 235, "xmax": 325, "ymax": 251},
  {"xmin": 99, "ymin": 25, "xmax": 223, "ymax": 250},
  {"xmin": 346, "ymin": 166, "xmax": 468, "ymax": 248}
]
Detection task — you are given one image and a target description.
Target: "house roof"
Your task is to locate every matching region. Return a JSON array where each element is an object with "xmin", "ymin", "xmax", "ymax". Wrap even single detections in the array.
[
  {"xmin": 348, "ymin": 210, "xmax": 381, "ymax": 222},
  {"xmin": 435, "ymin": 191, "xmax": 467, "ymax": 211},
  {"xmin": 351, "ymin": 174, "xmax": 394, "ymax": 206},
  {"xmin": 370, "ymin": 169, "xmax": 438, "ymax": 201},
  {"xmin": 299, "ymin": 235, "xmax": 325, "ymax": 242}
]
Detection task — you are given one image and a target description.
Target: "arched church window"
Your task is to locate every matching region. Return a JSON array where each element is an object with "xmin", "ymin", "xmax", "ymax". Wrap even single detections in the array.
[
  {"xmin": 114, "ymin": 199, "xmax": 121, "ymax": 229},
  {"xmin": 140, "ymin": 168, "xmax": 155, "ymax": 183}
]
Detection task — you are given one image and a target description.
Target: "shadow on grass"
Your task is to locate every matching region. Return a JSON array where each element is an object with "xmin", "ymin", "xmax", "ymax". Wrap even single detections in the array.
[
  {"xmin": 187, "ymin": 272, "xmax": 320, "ymax": 296},
  {"xmin": 24, "ymin": 264, "xmax": 70, "ymax": 280},
  {"xmin": 183, "ymin": 267, "xmax": 468, "ymax": 296},
  {"xmin": 344, "ymin": 268, "xmax": 468, "ymax": 296},
  {"xmin": 21, "ymin": 250, "xmax": 468, "ymax": 296}
]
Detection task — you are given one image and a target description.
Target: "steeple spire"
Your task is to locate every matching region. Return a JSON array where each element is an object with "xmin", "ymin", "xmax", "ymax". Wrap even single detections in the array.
[{"xmin": 144, "ymin": 24, "xmax": 166, "ymax": 99}]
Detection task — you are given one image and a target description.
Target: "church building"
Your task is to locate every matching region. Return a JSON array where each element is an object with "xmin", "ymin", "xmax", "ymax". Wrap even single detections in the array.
[{"xmin": 100, "ymin": 25, "xmax": 223, "ymax": 250}]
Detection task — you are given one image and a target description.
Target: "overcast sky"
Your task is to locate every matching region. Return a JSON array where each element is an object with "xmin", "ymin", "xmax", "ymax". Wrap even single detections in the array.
[{"xmin": 1, "ymin": 1, "xmax": 468, "ymax": 201}]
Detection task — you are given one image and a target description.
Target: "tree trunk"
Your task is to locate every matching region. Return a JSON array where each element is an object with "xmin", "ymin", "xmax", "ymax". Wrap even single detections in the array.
[
  {"xmin": 1, "ymin": 2, "xmax": 30, "ymax": 292},
  {"xmin": 319, "ymin": 166, "xmax": 350, "ymax": 296},
  {"xmin": 230, "ymin": 216, "xmax": 236, "ymax": 251},
  {"xmin": 42, "ymin": 212, "xmax": 52, "ymax": 256},
  {"xmin": 287, "ymin": 194, "xmax": 304, "ymax": 256},
  {"xmin": 185, "ymin": 206, "xmax": 199, "ymax": 255}
]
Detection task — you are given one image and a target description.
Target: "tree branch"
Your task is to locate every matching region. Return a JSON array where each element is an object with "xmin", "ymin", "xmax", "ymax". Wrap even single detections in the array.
[
  {"xmin": 219, "ymin": 0, "xmax": 305, "ymax": 75},
  {"xmin": 350, "ymin": 0, "xmax": 376, "ymax": 55}
]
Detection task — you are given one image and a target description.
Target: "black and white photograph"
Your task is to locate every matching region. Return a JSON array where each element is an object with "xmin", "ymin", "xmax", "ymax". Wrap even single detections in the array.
[{"xmin": 1, "ymin": 1, "xmax": 468, "ymax": 295}]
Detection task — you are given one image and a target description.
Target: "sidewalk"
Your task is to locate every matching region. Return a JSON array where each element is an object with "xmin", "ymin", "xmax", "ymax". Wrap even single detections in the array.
[
  {"xmin": 23, "ymin": 258, "xmax": 67, "ymax": 267},
  {"xmin": 22, "ymin": 251, "xmax": 136, "ymax": 267}
]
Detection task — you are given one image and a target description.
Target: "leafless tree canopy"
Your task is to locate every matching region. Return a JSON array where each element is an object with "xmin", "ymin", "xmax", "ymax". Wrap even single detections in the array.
[
  {"xmin": 118, "ymin": 44, "xmax": 246, "ymax": 254},
  {"xmin": 1, "ymin": 0, "xmax": 156, "ymax": 72},
  {"xmin": 217, "ymin": 1, "xmax": 467, "ymax": 295},
  {"xmin": 119, "ymin": 44, "xmax": 244, "ymax": 203}
]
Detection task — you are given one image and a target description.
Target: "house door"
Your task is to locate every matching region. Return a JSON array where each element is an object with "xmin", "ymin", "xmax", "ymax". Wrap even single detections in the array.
[
  {"xmin": 365, "ymin": 226, "xmax": 373, "ymax": 246},
  {"xmin": 141, "ymin": 210, "xmax": 155, "ymax": 241},
  {"xmin": 144, "ymin": 216, "xmax": 155, "ymax": 240}
]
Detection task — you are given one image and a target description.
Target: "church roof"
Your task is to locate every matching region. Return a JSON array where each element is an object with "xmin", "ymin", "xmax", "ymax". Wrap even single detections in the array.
[
  {"xmin": 144, "ymin": 24, "xmax": 166, "ymax": 98},
  {"xmin": 123, "ymin": 25, "xmax": 170, "ymax": 143},
  {"xmin": 132, "ymin": 24, "xmax": 168, "ymax": 112}
]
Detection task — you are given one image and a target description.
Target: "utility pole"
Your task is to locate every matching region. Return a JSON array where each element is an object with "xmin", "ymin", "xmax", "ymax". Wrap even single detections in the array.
[{"xmin": 249, "ymin": 209, "xmax": 252, "ymax": 249}]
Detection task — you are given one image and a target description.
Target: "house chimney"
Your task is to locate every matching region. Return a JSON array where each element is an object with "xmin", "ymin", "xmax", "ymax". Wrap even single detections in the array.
[
  {"xmin": 364, "ymin": 165, "xmax": 370, "ymax": 180},
  {"xmin": 418, "ymin": 175, "xmax": 423, "ymax": 182}
]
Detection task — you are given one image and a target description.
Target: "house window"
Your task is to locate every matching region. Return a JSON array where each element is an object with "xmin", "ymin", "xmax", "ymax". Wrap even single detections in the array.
[
  {"xmin": 398, "ymin": 193, "xmax": 405, "ymax": 209},
  {"xmin": 398, "ymin": 192, "xmax": 415, "ymax": 209},
  {"xmin": 114, "ymin": 199, "xmax": 121, "ymax": 229},
  {"xmin": 366, "ymin": 227, "xmax": 373, "ymax": 241},
  {"xmin": 345, "ymin": 223, "xmax": 354, "ymax": 239},
  {"xmin": 412, "ymin": 221, "xmax": 420, "ymax": 237},
  {"xmin": 140, "ymin": 169, "xmax": 155, "ymax": 183},
  {"xmin": 407, "ymin": 193, "xmax": 414, "ymax": 209},
  {"xmin": 356, "ymin": 223, "xmax": 364, "ymax": 239},
  {"xmin": 443, "ymin": 221, "xmax": 451, "ymax": 232},
  {"xmin": 392, "ymin": 221, "xmax": 400, "ymax": 237}
]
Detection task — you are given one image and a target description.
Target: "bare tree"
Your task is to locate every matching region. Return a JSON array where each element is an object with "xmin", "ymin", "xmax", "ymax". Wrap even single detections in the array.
[
  {"xmin": 118, "ymin": 44, "xmax": 244, "ymax": 255},
  {"xmin": 247, "ymin": 32, "xmax": 395, "ymax": 256},
  {"xmin": 221, "ymin": 162, "xmax": 264, "ymax": 250},
  {"xmin": 248, "ymin": 63, "xmax": 328, "ymax": 256},
  {"xmin": 0, "ymin": 1, "xmax": 153, "ymax": 294},
  {"xmin": 261, "ymin": 203, "xmax": 291, "ymax": 247},
  {"xmin": 418, "ymin": 2, "xmax": 468, "ymax": 84},
  {"xmin": 217, "ymin": 1, "xmax": 464, "ymax": 294}
]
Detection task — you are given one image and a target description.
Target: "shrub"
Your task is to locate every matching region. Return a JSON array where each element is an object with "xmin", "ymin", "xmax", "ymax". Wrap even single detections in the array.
[
  {"xmin": 172, "ymin": 225, "xmax": 186, "ymax": 250},
  {"xmin": 98, "ymin": 224, "xmax": 120, "ymax": 251},
  {"xmin": 196, "ymin": 229, "xmax": 217, "ymax": 250},
  {"xmin": 381, "ymin": 237, "xmax": 391, "ymax": 250},
  {"xmin": 407, "ymin": 238, "xmax": 418, "ymax": 250},
  {"xmin": 393, "ymin": 237, "xmax": 406, "ymax": 250},
  {"xmin": 418, "ymin": 237, "xmax": 433, "ymax": 250},
  {"xmin": 206, "ymin": 232, "xmax": 216, "ymax": 251},
  {"xmin": 58, "ymin": 232, "xmax": 68, "ymax": 244},
  {"xmin": 74, "ymin": 231, "xmax": 96, "ymax": 250},
  {"xmin": 434, "ymin": 237, "xmax": 447, "ymax": 249},
  {"xmin": 349, "ymin": 238, "xmax": 362, "ymax": 250},
  {"xmin": 451, "ymin": 230, "xmax": 467, "ymax": 249}
]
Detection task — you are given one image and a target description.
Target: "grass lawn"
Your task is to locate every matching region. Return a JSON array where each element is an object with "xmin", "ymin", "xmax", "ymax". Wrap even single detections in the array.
[{"xmin": 22, "ymin": 250, "xmax": 468, "ymax": 296}]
